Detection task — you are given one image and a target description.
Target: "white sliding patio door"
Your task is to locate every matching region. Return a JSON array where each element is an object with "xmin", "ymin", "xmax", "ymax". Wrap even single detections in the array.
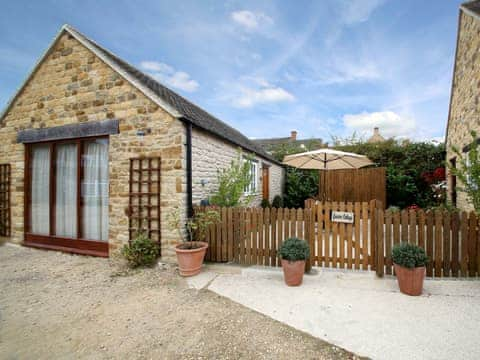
[
  {"xmin": 55, "ymin": 143, "xmax": 78, "ymax": 238},
  {"xmin": 30, "ymin": 144, "xmax": 50, "ymax": 235},
  {"xmin": 82, "ymin": 139, "xmax": 109, "ymax": 241}
]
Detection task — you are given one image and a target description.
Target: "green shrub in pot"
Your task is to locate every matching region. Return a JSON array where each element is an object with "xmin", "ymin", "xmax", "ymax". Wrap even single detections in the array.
[
  {"xmin": 278, "ymin": 237, "xmax": 310, "ymax": 261},
  {"xmin": 392, "ymin": 243, "xmax": 428, "ymax": 268},
  {"xmin": 278, "ymin": 238, "xmax": 310, "ymax": 286},
  {"xmin": 392, "ymin": 242, "xmax": 429, "ymax": 296}
]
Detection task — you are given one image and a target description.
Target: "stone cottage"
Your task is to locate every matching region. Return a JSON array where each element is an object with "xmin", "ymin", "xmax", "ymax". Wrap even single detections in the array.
[
  {"xmin": 0, "ymin": 24, "xmax": 284, "ymax": 259},
  {"xmin": 446, "ymin": 0, "xmax": 480, "ymax": 211}
]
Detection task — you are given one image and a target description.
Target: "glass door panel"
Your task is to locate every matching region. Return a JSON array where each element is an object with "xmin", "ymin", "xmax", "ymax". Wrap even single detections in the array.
[
  {"xmin": 81, "ymin": 138, "xmax": 109, "ymax": 241},
  {"xmin": 30, "ymin": 144, "xmax": 50, "ymax": 235},
  {"xmin": 55, "ymin": 143, "xmax": 78, "ymax": 238}
]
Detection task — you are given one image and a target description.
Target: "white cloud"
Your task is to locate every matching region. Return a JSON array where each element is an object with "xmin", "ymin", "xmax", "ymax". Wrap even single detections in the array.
[
  {"xmin": 320, "ymin": 58, "xmax": 381, "ymax": 84},
  {"xmin": 235, "ymin": 86, "xmax": 295, "ymax": 108},
  {"xmin": 140, "ymin": 61, "xmax": 173, "ymax": 73},
  {"xmin": 231, "ymin": 10, "xmax": 273, "ymax": 30},
  {"xmin": 226, "ymin": 77, "xmax": 295, "ymax": 108},
  {"xmin": 325, "ymin": 0, "xmax": 384, "ymax": 46},
  {"xmin": 139, "ymin": 61, "xmax": 199, "ymax": 92},
  {"xmin": 338, "ymin": 0, "xmax": 384, "ymax": 25},
  {"xmin": 343, "ymin": 110, "xmax": 416, "ymax": 138}
]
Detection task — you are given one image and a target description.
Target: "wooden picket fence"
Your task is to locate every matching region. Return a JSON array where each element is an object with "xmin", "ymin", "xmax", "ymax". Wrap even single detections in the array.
[
  {"xmin": 198, "ymin": 202, "xmax": 480, "ymax": 278},
  {"xmin": 376, "ymin": 208, "xmax": 480, "ymax": 278}
]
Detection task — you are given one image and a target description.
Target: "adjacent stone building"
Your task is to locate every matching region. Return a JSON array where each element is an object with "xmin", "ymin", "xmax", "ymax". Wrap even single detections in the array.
[
  {"xmin": 446, "ymin": 1, "xmax": 480, "ymax": 211},
  {"xmin": 0, "ymin": 25, "xmax": 284, "ymax": 259},
  {"xmin": 252, "ymin": 130, "xmax": 325, "ymax": 154}
]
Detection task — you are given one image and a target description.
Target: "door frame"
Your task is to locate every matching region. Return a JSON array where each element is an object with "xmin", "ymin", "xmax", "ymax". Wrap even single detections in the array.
[{"xmin": 23, "ymin": 135, "xmax": 109, "ymax": 257}]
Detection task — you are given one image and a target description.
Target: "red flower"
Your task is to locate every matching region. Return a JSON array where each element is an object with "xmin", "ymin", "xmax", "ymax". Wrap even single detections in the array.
[
  {"xmin": 433, "ymin": 167, "xmax": 446, "ymax": 181},
  {"xmin": 421, "ymin": 171, "xmax": 434, "ymax": 184}
]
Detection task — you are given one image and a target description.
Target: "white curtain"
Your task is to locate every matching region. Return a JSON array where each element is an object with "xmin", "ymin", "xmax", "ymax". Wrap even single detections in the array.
[
  {"xmin": 31, "ymin": 145, "xmax": 50, "ymax": 235},
  {"xmin": 55, "ymin": 143, "xmax": 77, "ymax": 238},
  {"xmin": 82, "ymin": 139, "xmax": 109, "ymax": 241}
]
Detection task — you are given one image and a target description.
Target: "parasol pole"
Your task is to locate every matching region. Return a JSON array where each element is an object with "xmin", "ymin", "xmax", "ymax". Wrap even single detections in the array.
[{"xmin": 323, "ymin": 152, "xmax": 327, "ymax": 201}]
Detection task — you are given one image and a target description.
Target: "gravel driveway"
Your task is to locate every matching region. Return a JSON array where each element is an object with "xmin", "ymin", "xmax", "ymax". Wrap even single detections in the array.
[{"xmin": 0, "ymin": 244, "xmax": 358, "ymax": 359}]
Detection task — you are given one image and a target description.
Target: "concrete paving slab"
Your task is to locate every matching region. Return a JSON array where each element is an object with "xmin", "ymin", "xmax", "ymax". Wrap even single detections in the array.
[
  {"xmin": 186, "ymin": 271, "xmax": 218, "ymax": 290},
  {"xmin": 208, "ymin": 266, "xmax": 480, "ymax": 360}
]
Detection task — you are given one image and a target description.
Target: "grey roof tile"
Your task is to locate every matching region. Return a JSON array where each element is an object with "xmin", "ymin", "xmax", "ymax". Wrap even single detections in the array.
[{"xmin": 463, "ymin": 0, "xmax": 480, "ymax": 16}]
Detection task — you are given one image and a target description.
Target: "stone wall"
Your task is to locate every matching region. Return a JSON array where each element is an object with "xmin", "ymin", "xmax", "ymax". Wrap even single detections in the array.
[
  {"xmin": 191, "ymin": 128, "xmax": 284, "ymax": 206},
  {"xmin": 446, "ymin": 11, "xmax": 480, "ymax": 211},
  {"xmin": 0, "ymin": 32, "xmax": 186, "ymax": 259}
]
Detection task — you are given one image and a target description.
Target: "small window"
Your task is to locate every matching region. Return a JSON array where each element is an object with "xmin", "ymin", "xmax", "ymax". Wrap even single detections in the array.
[
  {"xmin": 466, "ymin": 155, "xmax": 471, "ymax": 185},
  {"xmin": 244, "ymin": 160, "xmax": 258, "ymax": 194},
  {"xmin": 464, "ymin": 155, "xmax": 478, "ymax": 190}
]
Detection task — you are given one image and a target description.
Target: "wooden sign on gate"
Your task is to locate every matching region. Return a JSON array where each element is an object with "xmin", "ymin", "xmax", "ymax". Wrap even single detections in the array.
[{"xmin": 331, "ymin": 211, "xmax": 354, "ymax": 223}]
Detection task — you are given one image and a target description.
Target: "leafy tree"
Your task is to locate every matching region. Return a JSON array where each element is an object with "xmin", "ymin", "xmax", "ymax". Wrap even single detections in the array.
[
  {"xmin": 266, "ymin": 133, "xmax": 444, "ymax": 209},
  {"xmin": 268, "ymin": 140, "xmax": 324, "ymax": 209},
  {"xmin": 448, "ymin": 131, "xmax": 480, "ymax": 213},
  {"xmin": 283, "ymin": 168, "xmax": 319, "ymax": 208},
  {"xmin": 334, "ymin": 138, "xmax": 445, "ymax": 208},
  {"xmin": 210, "ymin": 151, "xmax": 254, "ymax": 207},
  {"xmin": 269, "ymin": 139, "xmax": 325, "ymax": 163}
]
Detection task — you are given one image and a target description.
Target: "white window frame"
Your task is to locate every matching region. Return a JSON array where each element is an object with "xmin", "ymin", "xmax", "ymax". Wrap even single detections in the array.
[
  {"xmin": 465, "ymin": 154, "xmax": 478, "ymax": 190},
  {"xmin": 244, "ymin": 159, "xmax": 258, "ymax": 195}
]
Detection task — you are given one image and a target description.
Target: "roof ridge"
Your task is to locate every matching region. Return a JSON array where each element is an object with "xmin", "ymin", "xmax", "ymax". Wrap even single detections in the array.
[{"xmin": 461, "ymin": 0, "xmax": 480, "ymax": 19}]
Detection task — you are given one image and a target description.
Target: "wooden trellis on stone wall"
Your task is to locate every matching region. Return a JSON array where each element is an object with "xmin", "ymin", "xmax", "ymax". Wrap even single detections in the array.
[
  {"xmin": 128, "ymin": 157, "xmax": 161, "ymax": 253},
  {"xmin": 0, "ymin": 164, "xmax": 11, "ymax": 237}
]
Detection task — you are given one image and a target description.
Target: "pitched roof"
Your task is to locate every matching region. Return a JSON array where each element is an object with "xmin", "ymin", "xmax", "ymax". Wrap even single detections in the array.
[
  {"xmin": 1, "ymin": 24, "xmax": 280, "ymax": 165},
  {"xmin": 253, "ymin": 137, "xmax": 324, "ymax": 148},
  {"xmin": 462, "ymin": 0, "xmax": 480, "ymax": 18}
]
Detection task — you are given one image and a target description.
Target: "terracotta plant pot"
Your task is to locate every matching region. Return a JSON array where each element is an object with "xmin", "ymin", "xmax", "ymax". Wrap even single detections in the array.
[
  {"xmin": 175, "ymin": 241, "xmax": 208, "ymax": 277},
  {"xmin": 394, "ymin": 263, "xmax": 425, "ymax": 296},
  {"xmin": 281, "ymin": 259, "xmax": 305, "ymax": 286}
]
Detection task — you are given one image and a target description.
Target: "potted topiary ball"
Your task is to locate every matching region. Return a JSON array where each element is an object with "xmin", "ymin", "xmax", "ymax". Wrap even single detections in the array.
[
  {"xmin": 278, "ymin": 237, "xmax": 310, "ymax": 286},
  {"xmin": 392, "ymin": 242, "xmax": 429, "ymax": 296}
]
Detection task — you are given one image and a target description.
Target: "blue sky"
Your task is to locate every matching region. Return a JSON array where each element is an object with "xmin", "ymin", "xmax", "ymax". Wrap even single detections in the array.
[{"xmin": 0, "ymin": 0, "xmax": 464, "ymax": 143}]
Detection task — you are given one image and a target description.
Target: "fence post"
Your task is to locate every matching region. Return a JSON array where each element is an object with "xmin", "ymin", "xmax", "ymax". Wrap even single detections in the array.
[
  {"xmin": 305, "ymin": 208, "xmax": 312, "ymax": 273},
  {"xmin": 369, "ymin": 200, "xmax": 377, "ymax": 271},
  {"xmin": 376, "ymin": 204, "xmax": 385, "ymax": 277}
]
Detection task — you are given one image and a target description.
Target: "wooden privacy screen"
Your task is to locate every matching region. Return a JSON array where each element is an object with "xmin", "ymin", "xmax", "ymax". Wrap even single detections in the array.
[
  {"xmin": 318, "ymin": 167, "xmax": 386, "ymax": 207},
  {"xmin": 0, "ymin": 164, "xmax": 10, "ymax": 236},
  {"xmin": 198, "ymin": 201, "xmax": 378, "ymax": 272},
  {"xmin": 129, "ymin": 157, "xmax": 161, "ymax": 252},
  {"xmin": 376, "ymin": 208, "xmax": 480, "ymax": 278}
]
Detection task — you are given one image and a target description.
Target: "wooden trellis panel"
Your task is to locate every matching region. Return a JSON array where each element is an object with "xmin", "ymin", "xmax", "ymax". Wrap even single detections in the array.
[
  {"xmin": 129, "ymin": 157, "xmax": 161, "ymax": 253},
  {"xmin": 0, "ymin": 164, "xmax": 10, "ymax": 237}
]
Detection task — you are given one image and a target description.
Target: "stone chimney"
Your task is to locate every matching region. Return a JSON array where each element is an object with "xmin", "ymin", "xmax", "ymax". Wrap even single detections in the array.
[
  {"xmin": 368, "ymin": 127, "xmax": 386, "ymax": 143},
  {"xmin": 290, "ymin": 130, "xmax": 297, "ymax": 141}
]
